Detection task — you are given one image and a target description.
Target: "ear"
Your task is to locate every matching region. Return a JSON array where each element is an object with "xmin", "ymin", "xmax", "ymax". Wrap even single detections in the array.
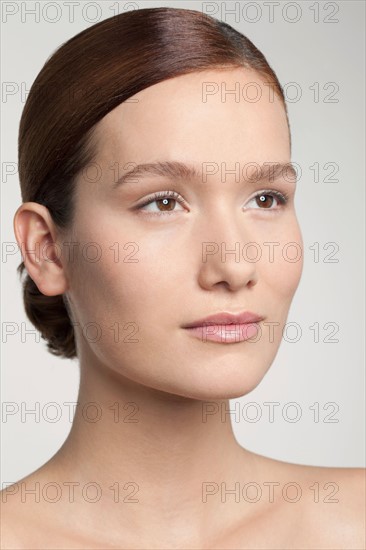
[{"xmin": 13, "ymin": 202, "xmax": 69, "ymax": 296}]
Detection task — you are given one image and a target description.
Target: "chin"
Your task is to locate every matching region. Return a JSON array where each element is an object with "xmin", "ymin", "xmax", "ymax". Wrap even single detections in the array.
[
  {"xmin": 136, "ymin": 360, "xmax": 271, "ymax": 402},
  {"xmin": 96, "ymin": 340, "xmax": 277, "ymax": 402}
]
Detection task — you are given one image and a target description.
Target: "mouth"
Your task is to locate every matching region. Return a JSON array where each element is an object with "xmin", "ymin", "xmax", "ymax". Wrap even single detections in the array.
[{"xmin": 182, "ymin": 311, "xmax": 264, "ymax": 344}]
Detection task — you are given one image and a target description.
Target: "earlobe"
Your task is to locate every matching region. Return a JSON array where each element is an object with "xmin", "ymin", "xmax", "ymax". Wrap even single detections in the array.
[{"xmin": 13, "ymin": 202, "xmax": 69, "ymax": 297}]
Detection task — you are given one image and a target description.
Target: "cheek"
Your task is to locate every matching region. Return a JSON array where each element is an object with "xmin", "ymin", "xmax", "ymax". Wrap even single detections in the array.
[
  {"xmin": 67, "ymin": 241, "xmax": 192, "ymax": 389},
  {"xmin": 67, "ymin": 233, "xmax": 184, "ymax": 334},
  {"xmin": 269, "ymin": 245, "xmax": 303, "ymax": 298},
  {"xmin": 259, "ymin": 216, "xmax": 303, "ymax": 300}
]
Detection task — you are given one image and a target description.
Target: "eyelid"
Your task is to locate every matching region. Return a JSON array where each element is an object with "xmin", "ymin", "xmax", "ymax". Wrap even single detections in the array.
[
  {"xmin": 134, "ymin": 190, "xmax": 188, "ymax": 210},
  {"xmin": 243, "ymin": 188, "xmax": 290, "ymax": 210}
]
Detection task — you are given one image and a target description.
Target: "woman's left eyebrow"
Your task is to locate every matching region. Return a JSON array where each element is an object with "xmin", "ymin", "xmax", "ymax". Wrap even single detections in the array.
[{"xmin": 112, "ymin": 160, "xmax": 297, "ymax": 188}]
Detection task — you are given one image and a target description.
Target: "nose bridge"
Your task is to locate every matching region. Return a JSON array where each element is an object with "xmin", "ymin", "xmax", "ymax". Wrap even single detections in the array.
[
  {"xmin": 200, "ymin": 201, "xmax": 248, "ymax": 257},
  {"xmin": 197, "ymin": 202, "xmax": 258, "ymax": 289}
]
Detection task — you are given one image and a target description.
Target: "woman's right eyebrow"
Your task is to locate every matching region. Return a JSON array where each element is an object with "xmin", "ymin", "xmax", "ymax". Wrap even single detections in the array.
[{"xmin": 112, "ymin": 160, "xmax": 202, "ymax": 188}]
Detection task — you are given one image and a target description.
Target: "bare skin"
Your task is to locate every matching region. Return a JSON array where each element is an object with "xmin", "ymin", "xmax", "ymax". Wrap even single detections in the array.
[
  {"xmin": 2, "ymin": 450, "xmax": 365, "ymax": 549},
  {"xmin": 3, "ymin": 68, "xmax": 365, "ymax": 549}
]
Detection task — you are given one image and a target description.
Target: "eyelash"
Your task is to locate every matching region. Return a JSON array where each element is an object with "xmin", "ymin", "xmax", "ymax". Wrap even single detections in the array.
[{"xmin": 136, "ymin": 189, "xmax": 289, "ymax": 217}]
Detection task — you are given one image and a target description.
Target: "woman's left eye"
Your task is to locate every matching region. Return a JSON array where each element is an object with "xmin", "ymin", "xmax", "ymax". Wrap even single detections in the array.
[{"xmin": 244, "ymin": 190, "xmax": 289, "ymax": 210}]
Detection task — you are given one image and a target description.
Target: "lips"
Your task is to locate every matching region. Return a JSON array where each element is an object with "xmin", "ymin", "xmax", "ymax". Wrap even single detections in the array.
[{"xmin": 182, "ymin": 311, "xmax": 264, "ymax": 329}]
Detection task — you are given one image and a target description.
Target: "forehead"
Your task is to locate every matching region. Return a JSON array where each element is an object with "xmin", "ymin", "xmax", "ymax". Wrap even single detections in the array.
[{"xmin": 93, "ymin": 67, "xmax": 290, "ymax": 166}]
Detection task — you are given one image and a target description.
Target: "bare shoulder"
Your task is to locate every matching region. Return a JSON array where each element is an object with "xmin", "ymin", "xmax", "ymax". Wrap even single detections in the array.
[
  {"xmin": 1, "ymin": 477, "xmax": 39, "ymax": 549},
  {"xmin": 249, "ymin": 451, "xmax": 366, "ymax": 549},
  {"xmin": 283, "ymin": 459, "xmax": 365, "ymax": 512},
  {"xmin": 0, "ymin": 471, "xmax": 113, "ymax": 550},
  {"xmin": 0, "ymin": 469, "xmax": 51, "ymax": 550},
  {"xmin": 297, "ymin": 463, "xmax": 365, "ymax": 549},
  {"xmin": 0, "ymin": 468, "xmax": 69, "ymax": 549}
]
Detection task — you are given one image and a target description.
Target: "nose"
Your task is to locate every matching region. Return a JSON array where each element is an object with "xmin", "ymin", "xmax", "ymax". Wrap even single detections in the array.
[{"xmin": 197, "ymin": 206, "xmax": 259, "ymax": 292}]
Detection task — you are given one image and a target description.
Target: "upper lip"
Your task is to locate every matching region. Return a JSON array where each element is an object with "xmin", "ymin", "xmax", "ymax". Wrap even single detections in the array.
[{"xmin": 182, "ymin": 311, "xmax": 264, "ymax": 329}]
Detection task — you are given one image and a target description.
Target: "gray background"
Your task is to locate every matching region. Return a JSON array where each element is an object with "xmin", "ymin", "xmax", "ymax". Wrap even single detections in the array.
[{"xmin": 1, "ymin": 0, "xmax": 365, "ymax": 484}]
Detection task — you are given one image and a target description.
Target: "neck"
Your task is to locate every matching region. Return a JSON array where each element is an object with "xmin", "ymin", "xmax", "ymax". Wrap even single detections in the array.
[{"xmin": 51, "ymin": 356, "xmax": 259, "ymax": 546}]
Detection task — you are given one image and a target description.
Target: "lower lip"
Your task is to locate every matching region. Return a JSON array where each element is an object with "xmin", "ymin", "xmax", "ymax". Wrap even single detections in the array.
[{"xmin": 183, "ymin": 323, "xmax": 260, "ymax": 343}]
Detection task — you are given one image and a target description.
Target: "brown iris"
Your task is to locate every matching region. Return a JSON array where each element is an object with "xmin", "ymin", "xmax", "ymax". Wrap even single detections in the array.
[
  {"xmin": 156, "ymin": 198, "xmax": 176, "ymax": 211},
  {"xmin": 256, "ymin": 194, "xmax": 274, "ymax": 208}
]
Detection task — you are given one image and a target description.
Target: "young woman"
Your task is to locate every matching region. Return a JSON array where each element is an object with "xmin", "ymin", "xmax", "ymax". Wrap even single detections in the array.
[{"xmin": 2, "ymin": 7, "xmax": 364, "ymax": 549}]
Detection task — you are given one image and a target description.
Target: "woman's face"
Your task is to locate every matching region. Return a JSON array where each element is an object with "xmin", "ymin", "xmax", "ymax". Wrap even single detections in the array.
[{"xmin": 65, "ymin": 67, "xmax": 303, "ymax": 399}]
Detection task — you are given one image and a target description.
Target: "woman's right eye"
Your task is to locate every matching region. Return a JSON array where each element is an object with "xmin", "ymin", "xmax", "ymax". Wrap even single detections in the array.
[{"xmin": 136, "ymin": 190, "xmax": 187, "ymax": 216}]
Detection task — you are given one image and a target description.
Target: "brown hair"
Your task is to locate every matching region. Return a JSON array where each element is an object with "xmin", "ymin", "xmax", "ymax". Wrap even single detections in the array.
[{"xmin": 17, "ymin": 7, "xmax": 288, "ymax": 360}]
